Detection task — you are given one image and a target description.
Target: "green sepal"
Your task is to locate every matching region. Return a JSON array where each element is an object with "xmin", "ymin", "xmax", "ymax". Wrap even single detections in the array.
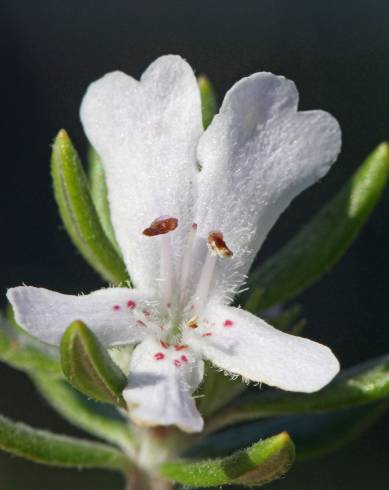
[
  {"xmin": 160, "ymin": 432, "xmax": 295, "ymax": 487},
  {"xmin": 60, "ymin": 321, "xmax": 127, "ymax": 407},
  {"xmin": 206, "ymin": 355, "xmax": 389, "ymax": 432},
  {"xmin": 0, "ymin": 413, "xmax": 129, "ymax": 470},
  {"xmin": 51, "ymin": 129, "xmax": 128, "ymax": 284},
  {"xmin": 33, "ymin": 375, "xmax": 136, "ymax": 453},
  {"xmin": 198, "ymin": 75, "xmax": 218, "ymax": 129},
  {"xmin": 0, "ymin": 313, "xmax": 62, "ymax": 378},
  {"xmin": 87, "ymin": 145, "xmax": 120, "ymax": 251},
  {"xmin": 194, "ymin": 402, "xmax": 388, "ymax": 462},
  {"xmin": 245, "ymin": 143, "xmax": 389, "ymax": 312}
]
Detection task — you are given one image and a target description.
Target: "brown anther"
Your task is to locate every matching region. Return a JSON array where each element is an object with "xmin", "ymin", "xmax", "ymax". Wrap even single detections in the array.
[
  {"xmin": 143, "ymin": 216, "xmax": 178, "ymax": 236},
  {"xmin": 208, "ymin": 230, "xmax": 233, "ymax": 257},
  {"xmin": 186, "ymin": 315, "xmax": 199, "ymax": 329},
  {"xmin": 175, "ymin": 345, "xmax": 189, "ymax": 351}
]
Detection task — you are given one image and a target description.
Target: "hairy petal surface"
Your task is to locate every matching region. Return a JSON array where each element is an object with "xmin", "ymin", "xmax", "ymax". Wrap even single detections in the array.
[
  {"xmin": 80, "ymin": 55, "xmax": 203, "ymax": 291},
  {"xmin": 123, "ymin": 337, "xmax": 204, "ymax": 432},
  {"xmin": 195, "ymin": 72, "xmax": 341, "ymax": 300},
  {"xmin": 7, "ymin": 286, "xmax": 151, "ymax": 347},
  {"xmin": 186, "ymin": 303, "xmax": 339, "ymax": 393}
]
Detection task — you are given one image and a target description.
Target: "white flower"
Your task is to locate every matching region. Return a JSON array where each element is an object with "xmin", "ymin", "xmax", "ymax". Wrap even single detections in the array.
[{"xmin": 7, "ymin": 55, "xmax": 341, "ymax": 433}]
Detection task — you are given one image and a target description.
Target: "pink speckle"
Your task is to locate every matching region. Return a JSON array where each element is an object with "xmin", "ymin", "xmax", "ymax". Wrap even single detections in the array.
[
  {"xmin": 127, "ymin": 300, "xmax": 136, "ymax": 309},
  {"xmin": 223, "ymin": 319, "xmax": 233, "ymax": 328},
  {"xmin": 154, "ymin": 352, "xmax": 165, "ymax": 361},
  {"xmin": 175, "ymin": 345, "xmax": 188, "ymax": 351},
  {"xmin": 192, "ymin": 223, "xmax": 198, "ymax": 230},
  {"xmin": 202, "ymin": 332, "xmax": 212, "ymax": 337},
  {"xmin": 181, "ymin": 355, "xmax": 189, "ymax": 363},
  {"xmin": 174, "ymin": 360, "xmax": 181, "ymax": 367},
  {"xmin": 113, "ymin": 305, "xmax": 121, "ymax": 311}
]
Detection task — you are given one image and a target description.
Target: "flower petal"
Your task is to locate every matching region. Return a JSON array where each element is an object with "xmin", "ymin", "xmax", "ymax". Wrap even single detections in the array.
[
  {"xmin": 7, "ymin": 286, "xmax": 152, "ymax": 347},
  {"xmin": 123, "ymin": 337, "xmax": 204, "ymax": 432},
  {"xmin": 186, "ymin": 303, "xmax": 339, "ymax": 393},
  {"xmin": 80, "ymin": 55, "xmax": 203, "ymax": 291},
  {"xmin": 195, "ymin": 72, "xmax": 341, "ymax": 300}
]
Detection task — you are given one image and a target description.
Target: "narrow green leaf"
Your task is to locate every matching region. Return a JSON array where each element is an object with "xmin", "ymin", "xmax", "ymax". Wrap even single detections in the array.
[
  {"xmin": 60, "ymin": 321, "xmax": 127, "ymax": 407},
  {"xmin": 0, "ymin": 413, "xmax": 129, "ymax": 470},
  {"xmin": 193, "ymin": 402, "xmax": 388, "ymax": 461},
  {"xmin": 51, "ymin": 129, "xmax": 128, "ymax": 284},
  {"xmin": 206, "ymin": 355, "xmax": 389, "ymax": 432},
  {"xmin": 198, "ymin": 75, "xmax": 218, "ymax": 129},
  {"xmin": 196, "ymin": 363, "xmax": 247, "ymax": 418},
  {"xmin": 268, "ymin": 304, "xmax": 306, "ymax": 334},
  {"xmin": 0, "ymin": 315, "xmax": 134, "ymax": 451},
  {"xmin": 87, "ymin": 145, "xmax": 119, "ymax": 251},
  {"xmin": 289, "ymin": 402, "xmax": 389, "ymax": 461},
  {"xmin": 33, "ymin": 375, "xmax": 136, "ymax": 453},
  {"xmin": 160, "ymin": 432, "xmax": 295, "ymax": 487},
  {"xmin": 0, "ymin": 314, "xmax": 62, "ymax": 378},
  {"xmin": 245, "ymin": 143, "xmax": 389, "ymax": 312}
]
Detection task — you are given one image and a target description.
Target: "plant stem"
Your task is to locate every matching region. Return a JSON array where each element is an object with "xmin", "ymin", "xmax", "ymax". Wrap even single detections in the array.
[{"xmin": 124, "ymin": 468, "xmax": 172, "ymax": 490}]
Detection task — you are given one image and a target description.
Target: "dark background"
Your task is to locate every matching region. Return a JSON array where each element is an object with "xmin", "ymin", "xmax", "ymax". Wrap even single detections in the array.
[{"xmin": 1, "ymin": 0, "xmax": 389, "ymax": 488}]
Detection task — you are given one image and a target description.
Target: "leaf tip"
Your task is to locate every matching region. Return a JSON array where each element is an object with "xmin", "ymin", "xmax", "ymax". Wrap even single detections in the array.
[
  {"xmin": 375, "ymin": 141, "xmax": 389, "ymax": 161},
  {"xmin": 53, "ymin": 129, "xmax": 71, "ymax": 148}
]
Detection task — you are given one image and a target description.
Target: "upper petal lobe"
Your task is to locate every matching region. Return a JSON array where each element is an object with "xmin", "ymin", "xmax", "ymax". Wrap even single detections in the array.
[
  {"xmin": 195, "ymin": 72, "xmax": 341, "ymax": 301},
  {"xmin": 80, "ymin": 55, "xmax": 203, "ymax": 292}
]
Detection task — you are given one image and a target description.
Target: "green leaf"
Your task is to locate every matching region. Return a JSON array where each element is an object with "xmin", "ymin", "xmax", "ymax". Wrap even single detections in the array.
[
  {"xmin": 193, "ymin": 402, "xmax": 388, "ymax": 462},
  {"xmin": 0, "ymin": 413, "xmax": 129, "ymax": 470},
  {"xmin": 196, "ymin": 363, "xmax": 247, "ymax": 418},
  {"xmin": 0, "ymin": 314, "xmax": 62, "ymax": 378},
  {"xmin": 51, "ymin": 129, "xmax": 128, "ymax": 284},
  {"xmin": 268, "ymin": 304, "xmax": 306, "ymax": 335},
  {"xmin": 206, "ymin": 355, "xmax": 389, "ymax": 432},
  {"xmin": 288, "ymin": 402, "xmax": 389, "ymax": 461},
  {"xmin": 60, "ymin": 321, "xmax": 127, "ymax": 407},
  {"xmin": 33, "ymin": 375, "xmax": 136, "ymax": 453},
  {"xmin": 160, "ymin": 432, "xmax": 295, "ymax": 487},
  {"xmin": 87, "ymin": 145, "xmax": 120, "ymax": 251},
  {"xmin": 245, "ymin": 143, "xmax": 389, "ymax": 312},
  {"xmin": 198, "ymin": 75, "xmax": 218, "ymax": 129}
]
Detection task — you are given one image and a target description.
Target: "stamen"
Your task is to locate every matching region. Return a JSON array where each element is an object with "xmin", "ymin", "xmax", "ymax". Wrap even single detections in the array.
[
  {"xmin": 193, "ymin": 231, "xmax": 233, "ymax": 313},
  {"xmin": 179, "ymin": 223, "xmax": 198, "ymax": 306},
  {"xmin": 160, "ymin": 233, "xmax": 174, "ymax": 306},
  {"xmin": 192, "ymin": 251, "xmax": 216, "ymax": 312},
  {"xmin": 175, "ymin": 345, "xmax": 188, "ymax": 351},
  {"xmin": 143, "ymin": 216, "xmax": 178, "ymax": 308},
  {"xmin": 142, "ymin": 216, "xmax": 178, "ymax": 236},
  {"xmin": 208, "ymin": 230, "xmax": 233, "ymax": 257},
  {"xmin": 186, "ymin": 316, "xmax": 199, "ymax": 329}
]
